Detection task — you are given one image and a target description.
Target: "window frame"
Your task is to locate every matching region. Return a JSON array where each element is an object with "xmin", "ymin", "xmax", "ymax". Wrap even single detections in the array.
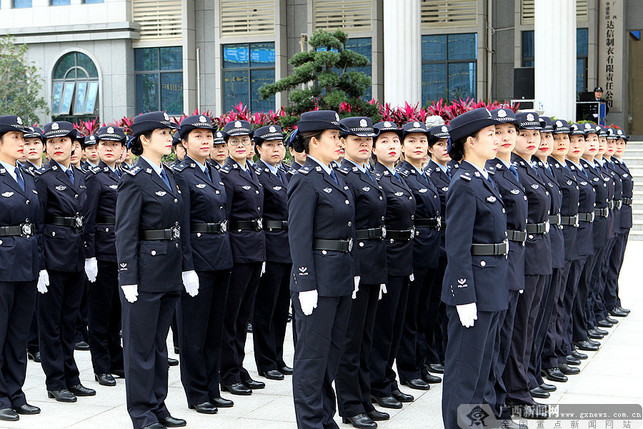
[
  {"xmin": 134, "ymin": 46, "xmax": 184, "ymax": 115},
  {"xmin": 51, "ymin": 52, "xmax": 99, "ymax": 121}
]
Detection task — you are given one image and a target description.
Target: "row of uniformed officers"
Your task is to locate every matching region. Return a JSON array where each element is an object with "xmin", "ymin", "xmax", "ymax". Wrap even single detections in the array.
[{"xmin": 0, "ymin": 106, "xmax": 632, "ymax": 429}]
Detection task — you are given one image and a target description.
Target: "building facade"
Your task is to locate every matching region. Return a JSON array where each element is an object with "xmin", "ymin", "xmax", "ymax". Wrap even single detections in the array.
[{"xmin": 1, "ymin": 0, "xmax": 641, "ymax": 134}]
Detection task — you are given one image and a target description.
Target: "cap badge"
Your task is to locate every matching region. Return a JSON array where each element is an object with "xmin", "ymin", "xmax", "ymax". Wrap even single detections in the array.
[
  {"xmin": 107, "ymin": 127, "xmax": 114, "ymax": 134},
  {"xmin": 51, "ymin": 122, "xmax": 59, "ymax": 130},
  {"xmin": 235, "ymin": 121, "xmax": 242, "ymax": 128},
  {"xmin": 216, "ymin": 132, "xmax": 222, "ymax": 138},
  {"xmin": 199, "ymin": 115, "xmax": 206, "ymax": 123},
  {"xmin": 526, "ymin": 113, "xmax": 535, "ymax": 122},
  {"xmin": 441, "ymin": 126, "xmax": 448, "ymax": 132},
  {"xmin": 384, "ymin": 121, "xmax": 392, "ymax": 127},
  {"xmin": 335, "ymin": 113, "xmax": 340, "ymax": 121},
  {"xmin": 16, "ymin": 116, "xmax": 22, "ymax": 125},
  {"xmin": 269, "ymin": 126, "xmax": 276, "ymax": 133},
  {"xmin": 585, "ymin": 123, "xmax": 591, "ymax": 129},
  {"xmin": 413, "ymin": 122, "xmax": 420, "ymax": 128},
  {"xmin": 163, "ymin": 112, "xmax": 169, "ymax": 121},
  {"xmin": 498, "ymin": 109, "xmax": 507, "ymax": 118},
  {"xmin": 360, "ymin": 119, "xmax": 367, "ymax": 127},
  {"xmin": 556, "ymin": 121, "xmax": 563, "ymax": 127}
]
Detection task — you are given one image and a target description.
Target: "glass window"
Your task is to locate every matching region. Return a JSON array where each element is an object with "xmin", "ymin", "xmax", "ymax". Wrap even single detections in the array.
[
  {"xmin": 521, "ymin": 31, "xmax": 534, "ymax": 67},
  {"xmin": 83, "ymin": 0, "xmax": 103, "ymax": 3},
  {"xmin": 222, "ymin": 42, "xmax": 275, "ymax": 113},
  {"xmin": 51, "ymin": 52, "xmax": 99, "ymax": 121},
  {"xmin": 51, "ymin": 0, "xmax": 70, "ymax": 4},
  {"xmin": 13, "ymin": 0, "xmax": 32, "ymax": 7},
  {"xmin": 135, "ymin": 47, "xmax": 183, "ymax": 115},
  {"xmin": 345, "ymin": 37, "xmax": 373, "ymax": 100},
  {"xmin": 422, "ymin": 33, "xmax": 477, "ymax": 104}
]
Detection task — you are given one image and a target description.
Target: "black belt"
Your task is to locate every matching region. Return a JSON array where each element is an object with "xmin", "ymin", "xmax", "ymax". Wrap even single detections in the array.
[
  {"xmin": 594, "ymin": 207, "xmax": 609, "ymax": 218},
  {"xmin": 607, "ymin": 200, "xmax": 615, "ymax": 210},
  {"xmin": 506, "ymin": 229, "xmax": 526, "ymax": 243},
  {"xmin": 623, "ymin": 197, "xmax": 632, "ymax": 206},
  {"xmin": 526, "ymin": 221, "xmax": 549, "ymax": 234},
  {"xmin": 0, "ymin": 222, "xmax": 34, "ymax": 237},
  {"xmin": 264, "ymin": 220, "xmax": 288, "ymax": 231},
  {"xmin": 313, "ymin": 238, "xmax": 353, "ymax": 252},
  {"xmin": 414, "ymin": 217, "xmax": 442, "ymax": 230},
  {"xmin": 549, "ymin": 213, "xmax": 561, "ymax": 225},
  {"xmin": 45, "ymin": 214, "xmax": 84, "ymax": 231},
  {"xmin": 355, "ymin": 226, "xmax": 386, "ymax": 240},
  {"xmin": 615, "ymin": 199, "xmax": 623, "ymax": 209},
  {"xmin": 141, "ymin": 226, "xmax": 181, "ymax": 240},
  {"xmin": 96, "ymin": 215, "xmax": 115, "ymax": 225},
  {"xmin": 560, "ymin": 214, "xmax": 579, "ymax": 227},
  {"xmin": 385, "ymin": 228, "xmax": 415, "ymax": 241},
  {"xmin": 471, "ymin": 240, "xmax": 508, "ymax": 256},
  {"xmin": 191, "ymin": 221, "xmax": 228, "ymax": 234},
  {"xmin": 578, "ymin": 212, "xmax": 595, "ymax": 223},
  {"xmin": 230, "ymin": 219, "xmax": 263, "ymax": 231}
]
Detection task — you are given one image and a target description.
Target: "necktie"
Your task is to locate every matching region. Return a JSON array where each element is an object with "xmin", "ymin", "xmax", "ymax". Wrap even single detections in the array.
[
  {"xmin": 329, "ymin": 168, "xmax": 338, "ymax": 184},
  {"xmin": 488, "ymin": 176, "xmax": 498, "ymax": 192},
  {"xmin": 66, "ymin": 169, "xmax": 75, "ymax": 185},
  {"xmin": 245, "ymin": 168, "xmax": 253, "ymax": 179},
  {"xmin": 446, "ymin": 168, "xmax": 452, "ymax": 179},
  {"xmin": 160, "ymin": 168, "xmax": 172, "ymax": 191},
  {"xmin": 580, "ymin": 167, "xmax": 589, "ymax": 179},
  {"xmin": 365, "ymin": 168, "xmax": 374, "ymax": 183},
  {"xmin": 394, "ymin": 171, "xmax": 403, "ymax": 183},
  {"xmin": 15, "ymin": 168, "xmax": 25, "ymax": 191},
  {"xmin": 204, "ymin": 166, "xmax": 212, "ymax": 182},
  {"xmin": 276, "ymin": 170, "xmax": 284, "ymax": 184},
  {"xmin": 508, "ymin": 165, "xmax": 520, "ymax": 182}
]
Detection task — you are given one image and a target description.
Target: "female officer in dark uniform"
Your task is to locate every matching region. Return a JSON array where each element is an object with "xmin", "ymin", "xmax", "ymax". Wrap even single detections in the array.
[
  {"xmin": 115, "ymin": 111, "xmax": 198, "ymax": 429},
  {"xmin": 369, "ymin": 121, "xmax": 416, "ymax": 409},
  {"xmin": 0, "ymin": 116, "xmax": 42, "ymax": 422},
  {"xmin": 287, "ymin": 110, "xmax": 355, "ymax": 429},
  {"xmin": 172, "ymin": 115, "xmax": 234, "ymax": 415},
  {"xmin": 219, "ymin": 120, "xmax": 266, "ymax": 396},
  {"xmin": 84, "ymin": 125, "xmax": 127, "ymax": 387},
  {"xmin": 335, "ymin": 116, "xmax": 388, "ymax": 428},
  {"xmin": 36, "ymin": 121, "xmax": 95, "ymax": 403},
  {"xmin": 396, "ymin": 121, "xmax": 442, "ymax": 391},
  {"xmin": 440, "ymin": 108, "xmax": 507, "ymax": 429},
  {"xmin": 252, "ymin": 125, "xmax": 293, "ymax": 381}
]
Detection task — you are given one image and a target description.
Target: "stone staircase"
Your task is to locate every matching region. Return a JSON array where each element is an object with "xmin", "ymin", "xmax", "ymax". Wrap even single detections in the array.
[{"xmin": 623, "ymin": 141, "xmax": 643, "ymax": 240}]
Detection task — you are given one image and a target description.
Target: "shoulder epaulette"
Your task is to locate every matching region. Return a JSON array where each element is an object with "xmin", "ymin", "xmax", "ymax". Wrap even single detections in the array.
[
  {"xmin": 460, "ymin": 172, "xmax": 472, "ymax": 181},
  {"xmin": 337, "ymin": 165, "xmax": 351, "ymax": 175},
  {"xmin": 125, "ymin": 165, "xmax": 142, "ymax": 176},
  {"xmin": 220, "ymin": 164, "xmax": 232, "ymax": 174},
  {"xmin": 88, "ymin": 166, "xmax": 101, "ymax": 175},
  {"xmin": 299, "ymin": 164, "xmax": 312, "ymax": 175},
  {"xmin": 398, "ymin": 169, "xmax": 411, "ymax": 178},
  {"xmin": 35, "ymin": 165, "xmax": 53, "ymax": 175}
]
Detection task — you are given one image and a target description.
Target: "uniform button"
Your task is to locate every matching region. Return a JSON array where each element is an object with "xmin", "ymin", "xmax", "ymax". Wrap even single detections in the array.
[
  {"xmin": 216, "ymin": 190, "xmax": 220, "ymax": 194},
  {"xmin": 502, "ymin": 208, "xmax": 506, "ymax": 213},
  {"xmin": 219, "ymin": 206, "xmax": 223, "ymax": 210},
  {"xmin": 151, "ymin": 250, "xmax": 157, "ymax": 256},
  {"xmin": 174, "ymin": 199, "xmax": 178, "ymax": 203},
  {"xmin": 105, "ymin": 228, "xmax": 109, "ymax": 232},
  {"xmin": 379, "ymin": 196, "xmax": 383, "ymax": 200},
  {"xmin": 480, "ymin": 260, "xmax": 486, "ymax": 267},
  {"xmin": 359, "ymin": 242, "xmax": 364, "ymax": 247},
  {"xmin": 74, "ymin": 194, "xmax": 78, "ymax": 199},
  {"xmin": 196, "ymin": 233, "xmax": 201, "ymax": 237},
  {"xmin": 258, "ymin": 207, "xmax": 261, "ymax": 211},
  {"xmin": 528, "ymin": 234, "xmax": 534, "ymax": 239},
  {"xmin": 545, "ymin": 191, "xmax": 549, "ymax": 195},
  {"xmin": 0, "ymin": 240, "xmax": 2, "ymax": 245},
  {"xmin": 409, "ymin": 196, "xmax": 412, "ymax": 200},
  {"xmin": 381, "ymin": 216, "xmax": 385, "ymax": 221},
  {"xmin": 175, "ymin": 243, "xmax": 179, "ymax": 248},
  {"xmin": 322, "ymin": 250, "xmax": 327, "ymax": 255},
  {"xmin": 345, "ymin": 200, "xmax": 349, "ymax": 205},
  {"xmin": 256, "ymin": 190, "xmax": 259, "ymax": 194},
  {"xmin": 524, "ymin": 196, "xmax": 527, "ymax": 200},
  {"xmin": 347, "ymin": 221, "xmax": 352, "ymax": 227},
  {"xmin": 52, "ymin": 231, "xmax": 55, "ymax": 237},
  {"xmin": 25, "ymin": 200, "xmax": 30, "ymax": 204}
]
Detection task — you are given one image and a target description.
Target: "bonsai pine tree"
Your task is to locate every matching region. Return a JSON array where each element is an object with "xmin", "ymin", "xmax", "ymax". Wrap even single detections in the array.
[{"xmin": 259, "ymin": 29, "xmax": 379, "ymax": 129}]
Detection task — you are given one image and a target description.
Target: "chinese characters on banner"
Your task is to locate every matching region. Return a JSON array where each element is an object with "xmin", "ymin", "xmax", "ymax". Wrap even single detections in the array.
[{"xmin": 599, "ymin": 0, "xmax": 623, "ymax": 112}]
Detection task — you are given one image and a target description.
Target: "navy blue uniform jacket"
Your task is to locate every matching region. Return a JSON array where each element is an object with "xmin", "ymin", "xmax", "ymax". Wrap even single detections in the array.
[
  {"xmin": 568, "ymin": 162, "xmax": 595, "ymax": 257},
  {"xmin": 425, "ymin": 160, "xmax": 451, "ymax": 256},
  {"xmin": 614, "ymin": 158, "xmax": 633, "ymax": 231},
  {"xmin": 580, "ymin": 158, "xmax": 609, "ymax": 250},
  {"xmin": 533, "ymin": 158, "xmax": 565, "ymax": 270},
  {"xmin": 549, "ymin": 158, "xmax": 580, "ymax": 261},
  {"xmin": 85, "ymin": 161, "xmax": 119, "ymax": 262}
]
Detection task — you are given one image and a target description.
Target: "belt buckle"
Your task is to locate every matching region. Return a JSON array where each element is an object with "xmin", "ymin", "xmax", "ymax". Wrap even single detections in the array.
[
  {"xmin": 503, "ymin": 239, "xmax": 509, "ymax": 258},
  {"xmin": 171, "ymin": 226, "xmax": 181, "ymax": 240},
  {"xmin": 256, "ymin": 218, "xmax": 263, "ymax": 231},
  {"xmin": 410, "ymin": 226, "xmax": 416, "ymax": 239},
  {"xmin": 347, "ymin": 237, "xmax": 353, "ymax": 252},
  {"xmin": 573, "ymin": 214, "xmax": 579, "ymax": 228},
  {"xmin": 20, "ymin": 222, "xmax": 33, "ymax": 237},
  {"xmin": 436, "ymin": 216, "xmax": 442, "ymax": 231},
  {"xmin": 74, "ymin": 215, "xmax": 84, "ymax": 231},
  {"xmin": 590, "ymin": 212, "xmax": 595, "ymax": 222},
  {"xmin": 220, "ymin": 220, "xmax": 228, "ymax": 233},
  {"xmin": 381, "ymin": 226, "xmax": 387, "ymax": 239},
  {"xmin": 545, "ymin": 220, "xmax": 550, "ymax": 234}
]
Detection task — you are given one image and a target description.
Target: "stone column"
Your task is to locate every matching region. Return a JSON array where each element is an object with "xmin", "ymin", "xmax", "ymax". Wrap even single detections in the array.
[
  {"xmin": 383, "ymin": 0, "xmax": 421, "ymax": 106},
  {"xmin": 535, "ymin": 0, "xmax": 576, "ymax": 120}
]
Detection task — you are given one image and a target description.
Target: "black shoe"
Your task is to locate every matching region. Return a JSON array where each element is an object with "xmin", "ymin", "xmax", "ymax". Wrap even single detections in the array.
[
  {"xmin": 401, "ymin": 378, "xmax": 430, "ymax": 390},
  {"xmin": 422, "ymin": 372, "xmax": 442, "ymax": 384},
  {"xmin": 574, "ymin": 340, "xmax": 599, "ymax": 351},
  {"xmin": 141, "ymin": 424, "xmax": 166, "ymax": 429},
  {"xmin": 159, "ymin": 415, "xmax": 187, "ymax": 427},
  {"xmin": 587, "ymin": 339, "xmax": 601, "ymax": 347},
  {"xmin": 0, "ymin": 408, "xmax": 19, "ymax": 421},
  {"xmin": 605, "ymin": 316, "xmax": 619, "ymax": 324},
  {"xmin": 370, "ymin": 396, "xmax": 402, "ymax": 409},
  {"xmin": 27, "ymin": 351, "xmax": 41, "ymax": 363},
  {"xmin": 13, "ymin": 403, "xmax": 41, "ymax": 415},
  {"xmin": 542, "ymin": 367, "xmax": 567, "ymax": 383},
  {"xmin": 259, "ymin": 369, "xmax": 284, "ymax": 380},
  {"xmin": 592, "ymin": 327, "xmax": 608, "ymax": 335},
  {"xmin": 222, "ymin": 382, "xmax": 251, "ymax": 395},
  {"xmin": 47, "ymin": 389, "xmax": 77, "ymax": 402},
  {"xmin": 189, "ymin": 401, "xmax": 218, "ymax": 414},
  {"xmin": 74, "ymin": 341, "xmax": 90, "ymax": 351},
  {"xmin": 539, "ymin": 382, "xmax": 556, "ymax": 392},
  {"xmin": 529, "ymin": 386, "xmax": 550, "ymax": 399},
  {"xmin": 391, "ymin": 389, "xmax": 414, "ymax": 403},
  {"xmin": 242, "ymin": 378, "xmax": 265, "ymax": 389},
  {"xmin": 566, "ymin": 355, "xmax": 581, "ymax": 366},
  {"xmin": 68, "ymin": 384, "xmax": 96, "ymax": 396},
  {"xmin": 211, "ymin": 396, "xmax": 234, "ymax": 408},
  {"xmin": 366, "ymin": 410, "xmax": 389, "ymax": 421},
  {"xmin": 342, "ymin": 413, "xmax": 377, "ymax": 428},
  {"xmin": 597, "ymin": 319, "xmax": 614, "ymax": 328},
  {"xmin": 609, "ymin": 308, "xmax": 628, "ymax": 317},
  {"xmin": 496, "ymin": 419, "xmax": 528, "ymax": 429},
  {"xmin": 426, "ymin": 363, "xmax": 444, "ymax": 373},
  {"xmin": 279, "ymin": 365, "xmax": 293, "ymax": 375},
  {"xmin": 112, "ymin": 369, "xmax": 126, "ymax": 378},
  {"xmin": 559, "ymin": 363, "xmax": 580, "ymax": 375},
  {"xmin": 616, "ymin": 306, "xmax": 630, "ymax": 314},
  {"xmin": 571, "ymin": 349, "xmax": 588, "ymax": 360},
  {"xmin": 168, "ymin": 357, "xmax": 179, "ymax": 367},
  {"xmin": 587, "ymin": 329, "xmax": 605, "ymax": 340},
  {"xmin": 95, "ymin": 373, "xmax": 116, "ymax": 386}
]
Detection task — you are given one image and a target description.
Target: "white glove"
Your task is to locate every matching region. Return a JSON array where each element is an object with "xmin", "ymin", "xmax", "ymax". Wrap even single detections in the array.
[
  {"xmin": 182, "ymin": 270, "xmax": 199, "ymax": 297},
  {"xmin": 121, "ymin": 285, "xmax": 139, "ymax": 303},
  {"xmin": 378, "ymin": 283, "xmax": 387, "ymax": 300},
  {"xmin": 84, "ymin": 257, "xmax": 98, "ymax": 282},
  {"xmin": 352, "ymin": 276, "xmax": 360, "ymax": 299},
  {"xmin": 299, "ymin": 289, "xmax": 318, "ymax": 316},
  {"xmin": 260, "ymin": 261, "xmax": 266, "ymax": 277},
  {"xmin": 456, "ymin": 302, "xmax": 478, "ymax": 328},
  {"xmin": 37, "ymin": 270, "xmax": 49, "ymax": 294}
]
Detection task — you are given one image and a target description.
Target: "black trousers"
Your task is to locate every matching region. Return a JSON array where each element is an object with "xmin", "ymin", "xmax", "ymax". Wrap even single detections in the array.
[
  {"xmin": 504, "ymin": 274, "xmax": 547, "ymax": 405},
  {"xmin": 585, "ymin": 245, "xmax": 610, "ymax": 329},
  {"xmin": 336, "ymin": 283, "xmax": 379, "ymax": 418},
  {"xmin": 39, "ymin": 270, "xmax": 84, "ymax": 391},
  {"xmin": 220, "ymin": 262, "xmax": 262, "ymax": 386},
  {"xmin": 88, "ymin": 260, "xmax": 124, "ymax": 375},
  {"xmin": 292, "ymin": 293, "xmax": 351, "ymax": 429},
  {"xmin": 603, "ymin": 231, "xmax": 628, "ymax": 311},
  {"xmin": 253, "ymin": 262, "xmax": 291, "ymax": 373},
  {"xmin": 560, "ymin": 256, "xmax": 588, "ymax": 360},
  {"xmin": 442, "ymin": 306, "xmax": 501, "ymax": 429},
  {"xmin": 369, "ymin": 275, "xmax": 409, "ymax": 398},
  {"xmin": 572, "ymin": 254, "xmax": 597, "ymax": 343},
  {"xmin": 0, "ymin": 280, "xmax": 37, "ymax": 409},
  {"xmin": 397, "ymin": 267, "xmax": 437, "ymax": 382},
  {"xmin": 178, "ymin": 269, "xmax": 231, "ymax": 406},
  {"xmin": 592, "ymin": 237, "xmax": 617, "ymax": 323},
  {"xmin": 539, "ymin": 268, "xmax": 565, "ymax": 371},
  {"xmin": 75, "ymin": 278, "xmax": 89, "ymax": 343},
  {"xmin": 421, "ymin": 255, "xmax": 447, "ymax": 366},
  {"xmin": 547, "ymin": 260, "xmax": 573, "ymax": 368},
  {"xmin": 27, "ymin": 307, "xmax": 39, "ymax": 355},
  {"xmin": 121, "ymin": 290, "xmax": 179, "ymax": 429},
  {"xmin": 528, "ymin": 268, "xmax": 560, "ymax": 390}
]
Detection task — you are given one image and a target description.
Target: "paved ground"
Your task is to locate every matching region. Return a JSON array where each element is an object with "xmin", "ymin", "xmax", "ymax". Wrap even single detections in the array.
[{"xmin": 5, "ymin": 242, "xmax": 643, "ymax": 429}]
